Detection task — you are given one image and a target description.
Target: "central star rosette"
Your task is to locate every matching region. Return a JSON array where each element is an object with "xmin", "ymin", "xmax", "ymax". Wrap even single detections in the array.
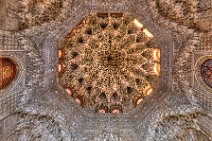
[{"xmin": 58, "ymin": 13, "xmax": 160, "ymax": 113}]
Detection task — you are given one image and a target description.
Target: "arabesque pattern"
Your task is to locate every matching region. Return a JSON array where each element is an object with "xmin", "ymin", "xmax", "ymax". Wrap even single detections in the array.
[
  {"xmin": 58, "ymin": 13, "xmax": 160, "ymax": 113},
  {"xmin": 201, "ymin": 59, "xmax": 212, "ymax": 88},
  {"xmin": 0, "ymin": 58, "xmax": 17, "ymax": 90}
]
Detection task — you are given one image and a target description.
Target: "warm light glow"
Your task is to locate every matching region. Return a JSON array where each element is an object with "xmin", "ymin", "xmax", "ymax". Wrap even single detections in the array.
[
  {"xmin": 136, "ymin": 98, "xmax": 143, "ymax": 105},
  {"xmin": 153, "ymin": 49, "xmax": 160, "ymax": 62},
  {"xmin": 58, "ymin": 64, "xmax": 62, "ymax": 72},
  {"xmin": 154, "ymin": 63, "xmax": 160, "ymax": 76},
  {"xmin": 75, "ymin": 98, "xmax": 82, "ymax": 105},
  {"xmin": 143, "ymin": 85, "xmax": 153, "ymax": 96},
  {"xmin": 0, "ymin": 58, "xmax": 17, "ymax": 90},
  {"xmin": 133, "ymin": 19, "xmax": 143, "ymax": 29},
  {"xmin": 58, "ymin": 50, "xmax": 63, "ymax": 58},
  {"xmin": 143, "ymin": 29, "xmax": 154, "ymax": 38},
  {"xmin": 65, "ymin": 88, "xmax": 72, "ymax": 95},
  {"xmin": 98, "ymin": 109, "xmax": 106, "ymax": 113},
  {"xmin": 112, "ymin": 109, "xmax": 120, "ymax": 114}
]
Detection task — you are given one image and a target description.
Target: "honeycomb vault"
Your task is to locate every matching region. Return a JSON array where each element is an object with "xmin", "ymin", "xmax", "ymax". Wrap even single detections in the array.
[
  {"xmin": 0, "ymin": 0, "xmax": 211, "ymax": 140},
  {"xmin": 58, "ymin": 13, "xmax": 160, "ymax": 113}
]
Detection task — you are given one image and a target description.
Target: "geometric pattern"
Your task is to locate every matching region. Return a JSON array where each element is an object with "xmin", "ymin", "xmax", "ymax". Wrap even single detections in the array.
[
  {"xmin": 201, "ymin": 59, "xmax": 212, "ymax": 88},
  {"xmin": 0, "ymin": 58, "xmax": 17, "ymax": 90},
  {"xmin": 0, "ymin": 0, "xmax": 211, "ymax": 140},
  {"xmin": 58, "ymin": 13, "xmax": 160, "ymax": 113}
]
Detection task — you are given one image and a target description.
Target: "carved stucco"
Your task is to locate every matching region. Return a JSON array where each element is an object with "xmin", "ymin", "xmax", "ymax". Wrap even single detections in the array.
[{"xmin": 0, "ymin": 0, "xmax": 211, "ymax": 140}]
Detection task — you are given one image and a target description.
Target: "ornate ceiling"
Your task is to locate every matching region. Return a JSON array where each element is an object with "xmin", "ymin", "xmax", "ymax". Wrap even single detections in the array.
[
  {"xmin": 0, "ymin": 0, "xmax": 211, "ymax": 140},
  {"xmin": 201, "ymin": 59, "xmax": 212, "ymax": 88},
  {"xmin": 58, "ymin": 13, "xmax": 160, "ymax": 113},
  {"xmin": 0, "ymin": 58, "xmax": 17, "ymax": 90}
]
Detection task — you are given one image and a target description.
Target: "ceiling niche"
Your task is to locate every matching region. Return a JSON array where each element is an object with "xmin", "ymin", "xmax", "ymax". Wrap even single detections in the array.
[
  {"xmin": 0, "ymin": 58, "xmax": 17, "ymax": 90},
  {"xmin": 201, "ymin": 59, "xmax": 212, "ymax": 88},
  {"xmin": 57, "ymin": 13, "xmax": 160, "ymax": 113}
]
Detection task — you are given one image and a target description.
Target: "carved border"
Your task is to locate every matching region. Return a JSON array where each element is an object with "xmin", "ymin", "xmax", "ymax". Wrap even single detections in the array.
[
  {"xmin": 192, "ymin": 52, "xmax": 212, "ymax": 93},
  {"xmin": 0, "ymin": 51, "xmax": 25, "ymax": 95}
]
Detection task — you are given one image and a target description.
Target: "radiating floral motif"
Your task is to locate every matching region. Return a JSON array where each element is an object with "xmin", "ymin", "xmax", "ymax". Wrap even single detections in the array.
[
  {"xmin": 0, "ymin": 58, "xmax": 17, "ymax": 90},
  {"xmin": 58, "ymin": 13, "xmax": 160, "ymax": 112},
  {"xmin": 201, "ymin": 59, "xmax": 212, "ymax": 88}
]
